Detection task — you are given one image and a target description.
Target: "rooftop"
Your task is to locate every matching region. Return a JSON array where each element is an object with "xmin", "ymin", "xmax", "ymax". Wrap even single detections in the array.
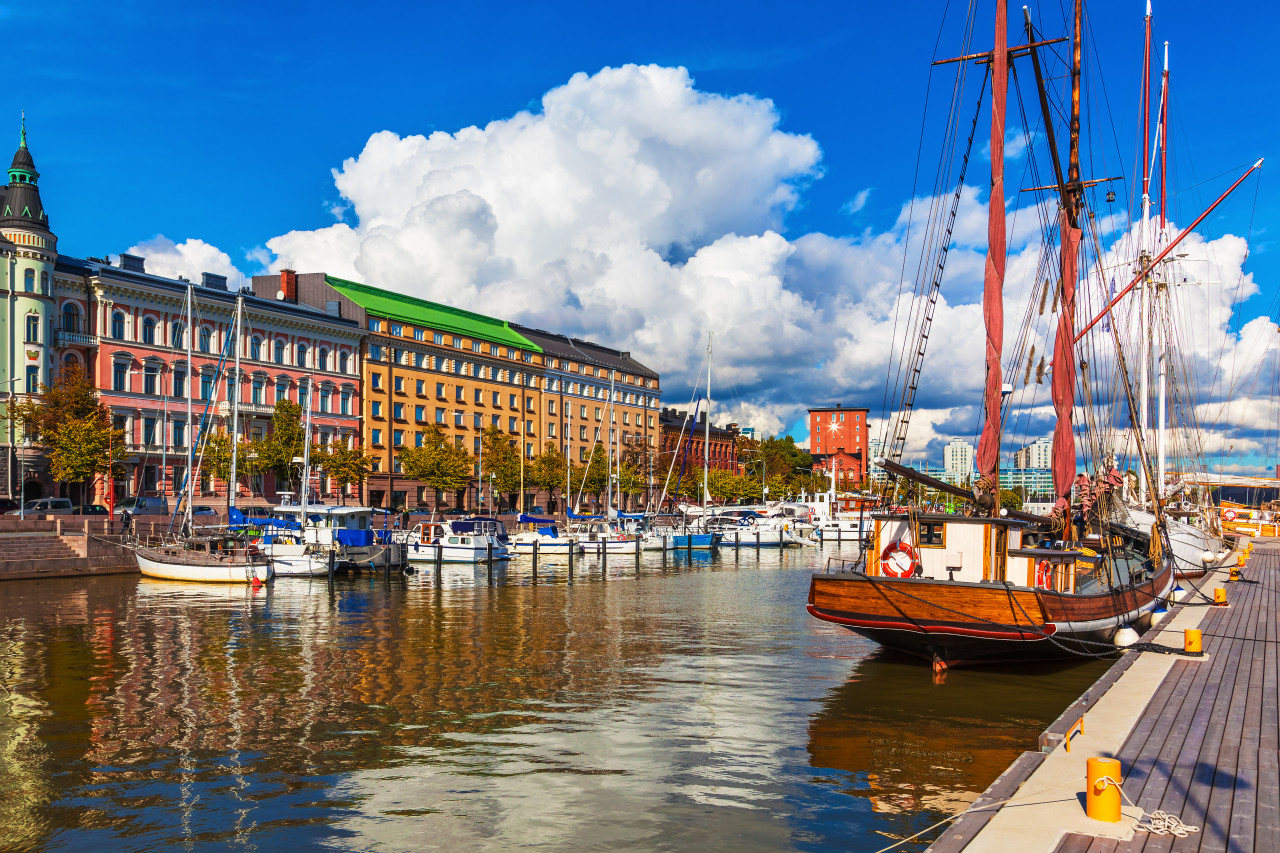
[
  {"xmin": 324, "ymin": 276, "xmax": 539, "ymax": 352},
  {"xmin": 511, "ymin": 324, "xmax": 658, "ymax": 381}
]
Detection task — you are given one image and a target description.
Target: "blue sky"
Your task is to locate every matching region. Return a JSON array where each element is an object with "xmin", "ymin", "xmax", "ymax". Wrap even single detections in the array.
[{"xmin": 10, "ymin": 0, "xmax": 1279, "ymax": 471}]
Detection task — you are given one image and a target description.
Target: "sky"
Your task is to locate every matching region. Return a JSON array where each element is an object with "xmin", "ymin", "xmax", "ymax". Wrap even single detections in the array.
[{"xmin": 10, "ymin": 0, "xmax": 1279, "ymax": 475}]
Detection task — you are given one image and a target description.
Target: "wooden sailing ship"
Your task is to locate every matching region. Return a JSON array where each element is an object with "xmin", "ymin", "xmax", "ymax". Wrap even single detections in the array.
[{"xmin": 807, "ymin": 0, "xmax": 1201, "ymax": 667}]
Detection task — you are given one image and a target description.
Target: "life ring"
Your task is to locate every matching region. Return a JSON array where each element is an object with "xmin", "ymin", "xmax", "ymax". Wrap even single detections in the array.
[
  {"xmin": 1035, "ymin": 559, "xmax": 1053, "ymax": 590},
  {"xmin": 1224, "ymin": 509, "xmax": 1237, "ymax": 522},
  {"xmin": 880, "ymin": 540, "xmax": 921, "ymax": 578}
]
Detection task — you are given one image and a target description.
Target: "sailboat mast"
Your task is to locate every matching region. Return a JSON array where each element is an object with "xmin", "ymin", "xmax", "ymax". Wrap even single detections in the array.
[
  {"xmin": 974, "ymin": 0, "xmax": 1008, "ymax": 518},
  {"xmin": 185, "ymin": 283, "xmax": 194, "ymax": 531},
  {"xmin": 1137, "ymin": 0, "xmax": 1153, "ymax": 506},
  {"xmin": 703, "ymin": 333, "xmax": 711, "ymax": 514},
  {"xmin": 1155, "ymin": 41, "xmax": 1170, "ymax": 499},
  {"xmin": 229, "ymin": 293, "xmax": 243, "ymax": 509},
  {"xmin": 301, "ymin": 376, "xmax": 313, "ymax": 518},
  {"xmin": 605, "ymin": 374, "xmax": 613, "ymax": 518}
]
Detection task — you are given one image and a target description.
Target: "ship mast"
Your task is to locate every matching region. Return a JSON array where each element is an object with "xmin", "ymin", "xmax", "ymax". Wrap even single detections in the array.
[{"xmin": 1137, "ymin": 0, "xmax": 1154, "ymax": 507}]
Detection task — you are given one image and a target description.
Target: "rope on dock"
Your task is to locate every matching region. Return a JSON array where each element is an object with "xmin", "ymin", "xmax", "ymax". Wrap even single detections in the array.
[{"xmin": 1095, "ymin": 775, "xmax": 1201, "ymax": 838}]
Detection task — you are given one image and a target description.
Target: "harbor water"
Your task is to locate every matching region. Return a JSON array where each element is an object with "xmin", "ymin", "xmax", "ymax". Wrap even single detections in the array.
[{"xmin": 0, "ymin": 544, "xmax": 1108, "ymax": 851}]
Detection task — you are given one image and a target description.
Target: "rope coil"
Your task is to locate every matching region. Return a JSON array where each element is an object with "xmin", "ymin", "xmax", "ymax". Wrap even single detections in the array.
[{"xmin": 1094, "ymin": 775, "xmax": 1201, "ymax": 838}]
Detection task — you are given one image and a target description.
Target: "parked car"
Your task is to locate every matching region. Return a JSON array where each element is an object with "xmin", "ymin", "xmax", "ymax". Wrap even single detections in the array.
[
  {"xmin": 529, "ymin": 506, "xmax": 546, "ymax": 515},
  {"xmin": 5, "ymin": 498, "xmax": 76, "ymax": 516},
  {"xmin": 191, "ymin": 506, "xmax": 218, "ymax": 517},
  {"xmin": 241, "ymin": 506, "xmax": 272, "ymax": 520},
  {"xmin": 74, "ymin": 504, "xmax": 110, "ymax": 516},
  {"xmin": 439, "ymin": 507, "xmax": 469, "ymax": 516},
  {"xmin": 113, "ymin": 496, "xmax": 170, "ymax": 517},
  {"xmin": 0, "ymin": 498, "xmax": 19, "ymax": 513}
]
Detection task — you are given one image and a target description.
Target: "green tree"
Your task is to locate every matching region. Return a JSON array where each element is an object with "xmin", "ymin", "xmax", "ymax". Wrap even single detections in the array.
[
  {"xmin": 400, "ymin": 426, "xmax": 473, "ymax": 500},
  {"xmin": 255, "ymin": 400, "xmax": 307, "ymax": 496},
  {"xmin": 531, "ymin": 441, "xmax": 567, "ymax": 510},
  {"xmin": 201, "ymin": 429, "xmax": 235, "ymax": 513},
  {"xmin": 1000, "ymin": 488, "xmax": 1024, "ymax": 511},
  {"xmin": 313, "ymin": 440, "xmax": 373, "ymax": 506},
  {"xmin": 480, "ymin": 425, "xmax": 521, "ymax": 498}
]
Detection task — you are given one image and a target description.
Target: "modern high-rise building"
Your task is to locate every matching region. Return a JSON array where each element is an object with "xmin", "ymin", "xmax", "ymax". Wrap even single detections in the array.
[
  {"xmin": 943, "ymin": 438, "xmax": 975, "ymax": 485},
  {"xmin": 1014, "ymin": 436, "xmax": 1054, "ymax": 470}
]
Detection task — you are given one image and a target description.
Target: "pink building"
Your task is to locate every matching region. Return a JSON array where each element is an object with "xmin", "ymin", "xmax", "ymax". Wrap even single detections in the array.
[{"xmin": 57, "ymin": 258, "xmax": 364, "ymax": 507}]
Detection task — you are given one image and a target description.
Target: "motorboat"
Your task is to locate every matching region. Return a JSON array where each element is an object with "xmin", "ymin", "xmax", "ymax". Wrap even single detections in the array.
[{"xmin": 399, "ymin": 517, "xmax": 511, "ymax": 563}]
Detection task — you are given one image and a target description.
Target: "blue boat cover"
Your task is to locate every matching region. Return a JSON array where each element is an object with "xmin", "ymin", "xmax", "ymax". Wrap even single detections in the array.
[
  {"xmin": 336, "ymin": 529, "xmax": 374, "ymax": 547},
  {"xmin": 519, "ymin": 514, "xmax": 555, "ymax": 523}
]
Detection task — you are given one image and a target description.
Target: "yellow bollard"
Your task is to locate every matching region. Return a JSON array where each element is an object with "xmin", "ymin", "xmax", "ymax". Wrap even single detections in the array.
[
  {"xmin": 1184, "ymin": 629, "xmax": 1203, "ymax": 654},
  {"xmin": 1214, "ymin": 587, "xmax": 1227, "ymax": 606},
  {"xmin": 1086, "ymin": 757, "xmax": 1122, "ymax": 822},
  {"xmin": 1229, "ymin": 564, "xmax": 1242, "ymax": 582}
]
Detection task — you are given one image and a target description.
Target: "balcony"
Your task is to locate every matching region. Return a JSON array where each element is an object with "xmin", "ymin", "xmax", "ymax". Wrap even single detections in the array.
[
  {"xmin": 54, "ymin": 328, "xmax": 99, "ymax": 347},
  {"xmin": 216, "ymin": 401, "xmax": 276, "ymax": 417}
]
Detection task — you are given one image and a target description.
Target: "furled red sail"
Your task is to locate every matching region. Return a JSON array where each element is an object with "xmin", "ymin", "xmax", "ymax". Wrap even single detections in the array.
[
  {"xmin": 975, "ymin": 0, "xmax": 1008, "ymax": 498},
  {"xmin": 1052, "ymin": 211, "xmax": 1081, "ymax": 514}
]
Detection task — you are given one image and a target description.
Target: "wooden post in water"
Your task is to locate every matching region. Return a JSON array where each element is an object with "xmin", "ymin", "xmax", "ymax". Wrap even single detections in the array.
[
  {"xmin": 532, "ymin": 540, "xmax": 539, "ymax": 582},
  {"xmin": 634, "ymin": 535, "xmax": 641, "ymax": 572},
  {"xmin": 486, "ymin": 541, "xmax": 494, "ymax": 584},
  {"xmin": 602, "ymin": 541, "xmax": 608, "ymax": 575},
  {"xmin": 756, "ymin": 528, "xmax": 760, "ymax": 548},
  {"xmin": 328, "ymin": 549, "xmax": 336, "ymax": 582},
  {"xmin": 568, "ymin": 542, "xmax": 576, "ymax": 581},
  {"xmin": 434, "ymin": 541, "xmax": 443, "ymax": 585}
]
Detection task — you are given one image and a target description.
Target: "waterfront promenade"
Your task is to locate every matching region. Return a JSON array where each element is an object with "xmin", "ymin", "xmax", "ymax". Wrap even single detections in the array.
[{"xmin": 930, "ymin": 541, "xmax": 1278, "ymax": 852}]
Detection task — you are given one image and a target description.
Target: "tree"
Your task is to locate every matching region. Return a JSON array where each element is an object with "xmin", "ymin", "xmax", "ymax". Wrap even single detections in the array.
[
  {"xmin": 480, "ymin": 425, "xmax": 520, "ymax": 499},
  {"xmin": 313, "ymin": 440, "xmax": 372, "ymax": 506},
  {"xmin": 257, "ymin": 400, "xmax": 306, "ymax": 496},
  {"xmin": 201, "ymin": 429, "xmax": 234, "ymax": 513},
  {"xmin": 530, "ymin": 441, "xmax": 567, "ymax": 510},
  {"xmin": 400, "ymin": 426, "xmax": 473, "ymax": 502},
  {"xmin": 9, "ymin": 363, "xmax": 126, "ymax": 503},
  {"xmin": 1000, "ymin": 488, "xmax": 1024, "ymax": 511}
]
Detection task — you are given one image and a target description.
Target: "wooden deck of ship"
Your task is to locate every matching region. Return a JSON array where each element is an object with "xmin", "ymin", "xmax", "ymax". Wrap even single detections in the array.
[{"xmin": 928, "ymin": 541, "xmax": 1279, "ymax": 853}]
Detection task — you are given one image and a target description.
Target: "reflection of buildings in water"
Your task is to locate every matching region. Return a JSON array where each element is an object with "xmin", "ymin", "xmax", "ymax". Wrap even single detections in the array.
[{"xmin": 806, "ymin": 653, "xmax": 1105, "ymax": 816}]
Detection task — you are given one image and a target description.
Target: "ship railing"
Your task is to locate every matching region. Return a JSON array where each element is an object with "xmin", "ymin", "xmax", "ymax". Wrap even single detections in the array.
[{"xmin": 823, "ymin": 555, "xmax": 868, "ymax": 574}]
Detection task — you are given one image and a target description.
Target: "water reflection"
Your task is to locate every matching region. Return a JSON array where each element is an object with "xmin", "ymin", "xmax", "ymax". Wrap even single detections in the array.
[{"xmin": 0, "ymin": 547, "xmax": 1104, "ymax": 851}]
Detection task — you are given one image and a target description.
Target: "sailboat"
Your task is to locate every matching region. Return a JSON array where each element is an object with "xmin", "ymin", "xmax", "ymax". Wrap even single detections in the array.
[
  {"xmin": 805, "ymin": 0, "xmax": 1229, "ymax": 667},
  {"xmin": 135, "ymin": 288, "xmax": 272, "ymax": 583}
]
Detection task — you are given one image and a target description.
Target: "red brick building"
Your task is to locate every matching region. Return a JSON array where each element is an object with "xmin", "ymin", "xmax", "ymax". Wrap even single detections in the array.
[
  {"xmin": 659, "ymin": 408, "xmax": 739, "ymax": 474},
  {"xmin": 809, "ymin": 404, "xmax": 869, "ymax": 484}
]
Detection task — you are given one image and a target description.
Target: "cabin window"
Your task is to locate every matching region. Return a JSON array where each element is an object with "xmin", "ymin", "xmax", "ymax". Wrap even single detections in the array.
[{"xmin": 917, "ymin": 522, "xmax": 946, "ymax": 548}]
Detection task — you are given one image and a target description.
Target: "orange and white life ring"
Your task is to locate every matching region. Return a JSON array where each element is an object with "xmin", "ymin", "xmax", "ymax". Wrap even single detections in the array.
[
  {"xmin": 880, "ymin": 540, "xmax": 921, "ymax": 578},
  {"xmin": 1224, "ymin": 509, "xmax": 1237, "ymax": 522},
  {"xmin": 1035, "ymin": 559, "xmax": 1053, "ymax": 590}
]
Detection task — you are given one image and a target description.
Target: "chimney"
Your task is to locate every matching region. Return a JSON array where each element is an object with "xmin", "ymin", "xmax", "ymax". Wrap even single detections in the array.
[
  {"xmin": 280, "ymin": 268, "xmax": 297, "ymax": 303},
  {"xmin": 120, "ymin": 253, "xmax": 145, "ymax": 273},
  {"xmin": 201, "ymin": 272, "xmax": 228, "ymax": 290}
]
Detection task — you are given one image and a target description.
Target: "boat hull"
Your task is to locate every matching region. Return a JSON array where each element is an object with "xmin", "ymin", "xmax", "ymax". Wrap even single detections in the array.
[
  {"xmin": 136, "ymin": 548, "xmax": 272, "ymax": 583},
  {"xmin": 404, "ymin": 541, "xmax": 511, "ymax": 563},
  {"xmin": 807, "ymin": 565, "xmax": 1173, "ymax": 667},
  {"xmin": 642, "ymin": 533, "xmax": 719, "ymax": 551}
]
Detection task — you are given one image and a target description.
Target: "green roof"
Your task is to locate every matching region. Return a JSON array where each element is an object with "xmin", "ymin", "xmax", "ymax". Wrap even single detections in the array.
[{"xmin": 325, "ymin": 276, "xmax": 541, "ymax": 353}]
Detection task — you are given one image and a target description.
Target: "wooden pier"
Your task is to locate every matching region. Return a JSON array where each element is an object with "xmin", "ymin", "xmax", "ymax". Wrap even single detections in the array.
[{"xmin": 929, "ymin": 541, "xmax": 1278, "ymax": 853}]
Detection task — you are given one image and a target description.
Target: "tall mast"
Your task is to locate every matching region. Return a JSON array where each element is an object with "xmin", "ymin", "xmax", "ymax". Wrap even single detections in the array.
[
  {"xmin": 184, "ymin": 282, "xmax": 194, "ymax": 532},
  {"xmin": 301, "ymin": 376, "xmax": 313, "ymax": 519},
  {"xmin": 1155, "ymin": 41, "xmax": 1170, "ymax": 499},
  {"xmin": 1137, "ymin": 0, "xmax": 1153, "ymax": 506},
  {"xmin": 703, "ymin": 333, "xmax": 712, "ymax": 514},
  {"xmin": 229, "ymin": 293, "xmax": 243, "ymax": 509},
  {"xmin": 974, "ymin": 0, "xmax": 1009, "ymax": 516},
  {"xmin": 613, "ymin": 372, "xmax": 620, "ymax": 512}
]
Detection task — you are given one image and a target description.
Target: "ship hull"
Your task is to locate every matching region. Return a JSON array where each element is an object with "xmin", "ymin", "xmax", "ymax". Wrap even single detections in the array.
[{"xmin": 808, "ymin": 565, "xmax": 1173, "ymax": 667}]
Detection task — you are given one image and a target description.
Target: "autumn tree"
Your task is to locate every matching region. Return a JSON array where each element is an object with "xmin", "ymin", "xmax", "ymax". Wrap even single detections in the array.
[
  {"xmin": 201, "ymin": 429, "xmax": 235, "ymax": 513},
  {"xmin": 313, "ymin": 440, "xmax": 373, "ymax": 506},
  {"xmin": 480, "ymin": 425, "xmax": 520, "ymax": 499},
  {"xmin": 530, "ymin": 441, "xmax": 567, "ymax": 511},
  {"xmin": 400, "ymin": 426, "xmax": 473, "ymax": 505},
  {"xmin": 257, "ymin": 400, "xmax": 306, "ymax": 496}
]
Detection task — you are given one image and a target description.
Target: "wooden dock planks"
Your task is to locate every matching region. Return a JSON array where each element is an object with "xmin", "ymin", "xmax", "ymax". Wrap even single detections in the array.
[{"xmin": 1047, "ymin": 545, "xmax": 1280, "ymax": 853}]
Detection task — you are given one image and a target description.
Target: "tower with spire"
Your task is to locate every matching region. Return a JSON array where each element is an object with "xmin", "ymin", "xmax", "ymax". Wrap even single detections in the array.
[{"xmin": 1, "ymin": 116, "xmax": 59, "ymax": 501}]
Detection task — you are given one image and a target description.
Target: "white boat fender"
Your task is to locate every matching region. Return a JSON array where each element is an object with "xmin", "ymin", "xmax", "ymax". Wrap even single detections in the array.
[
  {"xmin": 1171, "ymin": 584, "xmax": 1190, "ymax": 602},
  {"xmin": 1113, "ymin": 626, "xmax": 1141, "ymax": 648},
  {"xmin": 1200, "ymin": 551, "xmax": 1216, "ymax": 566}
]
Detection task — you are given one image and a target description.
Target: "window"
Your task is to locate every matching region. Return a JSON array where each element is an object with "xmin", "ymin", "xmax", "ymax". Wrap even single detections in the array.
[
  {"xmin": 454, "ymin": 411, "xmax": 464, "ymax": 427},
  {"xmin": 274, "ymin": 340, "xmax": 285, "ymax": 364},
  {"xmin": 509, "ymin": 417, "xmax": 518, "ymax": 432},
  {"xmin": 918, "ymin": 523, "xmax": 946, "ymax": 548},
  {"xmin": 413, "ymin": 328, "xmax": 424, "ymax": 341},
  {"xmin": 475, "ymin": 388, "xmax": 483, "ymax": 404},
  {"xmin": 452, "ymin": 337, "xmax": 462, "ymax": 350},
  {"xmin": 580, "ymin": 405, "xmax": 587, "ymax": 418},
  {"xmin": 340, "ymin": 389, "xmax": 351, "ymax": 415},
  {"xmin": 200, "ymin": 372, "xmax": 213, "ymax": 401},
  {"xmin": 390, "ymin": 323, "xmax": 402, "ymax": 336},
  {"xmin": 471, "ymin": 341, "xmax": 481, "ymax": 352},
  {"xmin": 414, "ymin": 405, "xmax": 425, "ymax": 421},
  {"xmin": 414, "ymin": 352, "xmax": 425, "ymax": 368},
  {"xmin": 393, "ymin": 403, "xmax": 404, "ymax": 420},
  {"xmin": 112, "ymin": 363, "xmax": 127, "ymax": 392},
  {"xmin": 23, "ymin": 269, "xmax": 34, "ymax": 292},
  {"xmin": 369, "ymin": 319, "xmax": 382, "ymax": 332},
  {"xmin": 199, "ymin": 327, "xmax": 212, "ymax": 353},
  {"xmin": 173, "ymin": 420, "xmax": 186, "ymax": 448},
  {"xmin": 394, "ymin": 376, "xmax": 403, "ymax": 393},
  {"xmin": 524, "ymin": 395, "xmax": 533, "ymax": 411},
  {"xmin": 297, "ymin": 343, "xmax": 307, "ymax": 367},
  {"xmin": 493, "ymin": 392, "xmax": 500, "ymax": 407},
  {"xmin": 435, "ymin": 408, "xmax": 445, "ymax": 424},
  {"xmin": 62, "ymin": 304, "xmax": 79, "ymax": 333},
  {"xmin": 250, "ymin": 336, "xmax": 262, "ymax": 360},
  {"xmin": 143, "ymin": 418, "xmax": 157, "ymax": 445},
  {"xmin": 510, "ymin": 394, "xmax": 518, "ymax": 408},
  {"xmin": 473, "ymin": 413, "xmax": 482, "ymax": 428},
  {"xmin": 339, "ymin": 351, "xmax": 349, "ymax": 373},
  {"xmin": 492, "ymin": 415, "xmax": 501, "ymax": 428},
  {"xmin": 595, "ymin": 407, "xmax": 602, "ymax": 421},
  {"xmin": 371, "ymin": 401, "xmax": 383, "ymax": 418},
  {"xmin": 112, "ymin": 312, "xmax": 126, "ymax": 340},
  {"xmin": 143, "ymin": 365, "xmax": 158, "ymax": 395},
  {"xmin": 455, "ymin": 387, "xmax": 464, "ymax": 402},
  {"xmin": 26, "ymin": 366, "xmax": 39, "ymax": 394},
  {"xmin": 24, "ymin": 314, "xmax": 38, "ymax": 343},
  {"xmin": 38, "ymin": 271, "xmax": 48, "ymax": 294},
  {"xmin": 318, "ymin": 348, "xmax": 329, "ymax": 371},
  {"xmin": 415, "ymin": 431, "xmax": 424, "ymax": 448},
  {"xmin": 371, "ymin": 429, "xmax": 383, "ymax": 445},
  {"xmin": 319, "ymin": 388, "xmax": 331, "ymax": 413},
  {"xmin": 436, "ymin": 382, "xmax": 444, "ymax": 397},
  {"xmin": 416, "ymin": 380, "xmax": 425, "ymax": 395},
  {"xmin": 252, "ymin": 378, "xmax": 264, "ymax": 405},
  {"xmin": 579, "ymin": 425, "xmax": 587, "ymax": 440},
  {"xmin": 372, "ymin": 373, "xmax": 382, "ymax": 390},
  {"xmin": 548, "ymin": 400, "xmax": 556, "ymax": 415},
  {"xmin": 433, "ymin": 332, "xmax": 443, "ymax": 345},
  {"xmin": 393, "ymin": 430, "xmax": 404, "ymax": 447},
  {"xmin": 276, "ymin": 379, "xmax": 287, "ymax": 403},
  {"xmin": 173, "ymin": 371, "xmax": 186, "ymax": 398},
  {"xmin": 548, "ymin": 423, "xmax": 556, "ymax": 437}
]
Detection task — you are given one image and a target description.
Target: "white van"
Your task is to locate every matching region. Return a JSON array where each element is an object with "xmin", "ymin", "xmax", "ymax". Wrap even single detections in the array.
[{"xmin": 113, "ymin": 496, "xmax": 171, "ymax": 517}]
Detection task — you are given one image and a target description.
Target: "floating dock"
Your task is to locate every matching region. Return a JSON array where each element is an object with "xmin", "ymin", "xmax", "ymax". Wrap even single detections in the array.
[{"xmin": 929, "ymin": 541, "xmax": 1278, "ymax": 852}]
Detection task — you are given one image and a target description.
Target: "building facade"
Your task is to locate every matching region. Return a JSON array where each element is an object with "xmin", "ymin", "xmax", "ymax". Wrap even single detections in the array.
[
  {"xmin": 1014, "ymin": 436, "xmax": 1053, "ymax": 470},
  {"xmin": 943, "ymin": 438, "xmax": 975, "ymax": 486},
  {"xmin": 658, "ymin": 408, "xmax": 740, "ymax": 487},
  {"xmin": 809, "ymin": 404, "xmax": 869, "ymax": 484}
]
